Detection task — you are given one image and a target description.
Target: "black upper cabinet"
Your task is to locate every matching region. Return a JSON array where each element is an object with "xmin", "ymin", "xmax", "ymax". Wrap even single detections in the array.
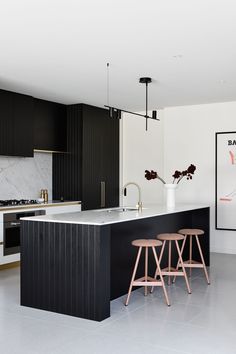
[
  {"xmin": 0, "ymin": 89, "xmax": 67, "ymax": 157},
  {"xmin": 13, "ymin": 92, "xmax": 34, "ymax": 157},
  {"xmin": 0, "ymin": 90, "xmax": 14, "ymax": 156},
  {"xmin": 0, "ymin": 90, "xmax": 34, "ymax": 157},
  {"xmin": 33, "ymin": 98, "xmax": 67, "ymax": 152}
]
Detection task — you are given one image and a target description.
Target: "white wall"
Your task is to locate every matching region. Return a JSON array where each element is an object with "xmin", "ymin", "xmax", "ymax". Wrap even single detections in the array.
[
  {"xmin": 121, "ymin": 101, "xmax": 236, "ymax": 254},
  {"xmin": 0, "ymin": 152, "xmax": 52, "ymax": 200},
  {"xmin": 121, "ymin": 111, "xmax": 164, "ymax": 206},
  {"xmin": 163, "ymin": 101, "xmax": 236, "ymax": 254}
]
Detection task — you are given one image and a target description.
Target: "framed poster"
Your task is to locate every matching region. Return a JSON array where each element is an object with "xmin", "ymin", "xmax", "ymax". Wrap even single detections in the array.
[{"xmin": 216, "ymin": 131, "xmax": 236, "ymax": 230}]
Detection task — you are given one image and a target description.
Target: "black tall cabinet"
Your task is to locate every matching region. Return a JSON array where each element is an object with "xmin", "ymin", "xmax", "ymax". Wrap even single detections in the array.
[{"xmin": 53, "ymin": 104, "xmax": 119, "ymax": 210}]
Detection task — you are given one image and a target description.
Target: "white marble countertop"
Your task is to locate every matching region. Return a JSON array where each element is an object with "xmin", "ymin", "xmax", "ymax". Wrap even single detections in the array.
[
  {"xmin": 21, "ymin": 204, "xmax": 210, "ymax": 226},
  {"xmin": 0, "ymin": 200, "xmax": 81, "ymax": 212}
]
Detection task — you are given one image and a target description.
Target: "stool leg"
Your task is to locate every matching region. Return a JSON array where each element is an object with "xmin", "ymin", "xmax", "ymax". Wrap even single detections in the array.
[
  {"xmin": 173, "ymin": 236, "xmax": 186, "ymax": 283},
  {"xmin": 125, "ymin": 246, "xmax": 142, "ymax": 306},
  {"xmin": 195, "ymin": 236, "xmax": 210, "ymax": 285},
  {"xmin": 189, "ymin": 235, "xmax": 192, "ymax": 277},
  {"xmin": 175, "ymin": 240, "xmax": 191, "ymax": 294},
  {"xmin": 159, "ymin": 240, "xmax": 166, "ymax": 265},
  {"xmin": 152, "ymin": 246, "xmax": 170, "ymax": 306},
  {"xmin": 168, "ymin": 241, "xmax": 172, "ymax": 285},
  {"xmin": 145, "ymin": 246, "xmax": 148, "ymax": 296},
  {"xmin": 151, "ymin": 240, "xmax": 166, "ymax": 293}
]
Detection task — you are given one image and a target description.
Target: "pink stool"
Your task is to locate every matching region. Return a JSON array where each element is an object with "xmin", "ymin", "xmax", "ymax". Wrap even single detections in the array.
[
  {"xmin": 175, "ymin": 228, "xmax": 210, "ymax": 284},
  {"xmin": 151, "ymin": 233, "xmax": 191, "ymax": 294},
  {"xmin": 125, "ymin": 239, "xmax": 170, "ymax": 306}
]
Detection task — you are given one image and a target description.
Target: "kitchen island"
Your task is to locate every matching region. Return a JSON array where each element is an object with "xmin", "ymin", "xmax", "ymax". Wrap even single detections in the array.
[{"xmin": 21, "ymin": 204, "xmax": 210, "ymax": 321}]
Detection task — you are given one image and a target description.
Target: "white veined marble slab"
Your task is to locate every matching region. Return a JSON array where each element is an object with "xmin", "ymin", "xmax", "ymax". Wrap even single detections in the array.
[
  {"xmin": 0, "ymin": 152, "xmax": 52, "ymax": 199},
  {"xmin": 21, "ymin": 204, "xmax": 210, "ymax": 225}
]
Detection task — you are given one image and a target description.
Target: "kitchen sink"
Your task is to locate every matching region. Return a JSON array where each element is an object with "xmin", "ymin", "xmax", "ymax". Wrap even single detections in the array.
[
  {"xmin": 106, "ymin": 207, "xmax": 138, "ymax": 212},
  {"xmin": 93, "ymin": 207, "xmax": 138, "ymax": 213}
]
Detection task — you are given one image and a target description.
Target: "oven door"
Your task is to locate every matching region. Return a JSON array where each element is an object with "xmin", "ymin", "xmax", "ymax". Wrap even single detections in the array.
[
  {"xmin": 3, "ymin": 210, "xmax": 46, "ymax": 256},
  {"xmin": 4, "ymin": 221, "xmax": 21, "ymax": 256}
]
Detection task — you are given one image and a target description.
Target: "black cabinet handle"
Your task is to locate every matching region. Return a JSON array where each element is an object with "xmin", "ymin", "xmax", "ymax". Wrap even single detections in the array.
[{"xmin": 101, "ymin": 181, "xmax": 106, "ymax": 208}]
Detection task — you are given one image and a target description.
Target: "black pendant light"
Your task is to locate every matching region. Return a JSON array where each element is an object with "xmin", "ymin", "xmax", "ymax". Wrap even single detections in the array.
[{"xmin": 104, "ymin": 63, "xmax": 159, "ymax": 131}]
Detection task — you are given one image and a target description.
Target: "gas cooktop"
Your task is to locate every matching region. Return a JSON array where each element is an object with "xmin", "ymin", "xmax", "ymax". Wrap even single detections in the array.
[{"xmin": 0, "ymin": 199, "xmax": 38, "ymax": 207}]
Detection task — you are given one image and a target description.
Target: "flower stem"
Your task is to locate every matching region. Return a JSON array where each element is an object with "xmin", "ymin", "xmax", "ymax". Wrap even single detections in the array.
[
  {"xmin": 177, "ymin": 175, "xmax": 184, "ymax": 184},
  {"xmin": 157, "ymin": 175, "xmax": 166, "ymax": 184}
]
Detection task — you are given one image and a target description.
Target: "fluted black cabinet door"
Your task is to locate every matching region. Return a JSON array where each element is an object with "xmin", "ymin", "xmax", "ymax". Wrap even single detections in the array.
[
  {"xmin": 82, "ymin": 105, "xmax": 119, "ymax": 210},
  {"xmin": 101, "ymin": 113, "xmax": 119, "ymax": 208},
  {"xmin": 52, "ymin": 104, "xmax": 83, "ymax": 201},
  {"xmin": 13, "ymin": 92, "xmax": 34, "ymax": 157},
  {"xmin": 0, "ymin": 90, "xmax": 34, "ymax": 157},
  {"xmin": 82, "ymin": 105, "xmax": 103, "ymax": 210}
]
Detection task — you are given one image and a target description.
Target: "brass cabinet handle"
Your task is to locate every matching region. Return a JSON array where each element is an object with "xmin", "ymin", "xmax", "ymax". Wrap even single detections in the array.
[{"xmin": 101, "ymin": 181, "xmax": 106, "ymax": 208}]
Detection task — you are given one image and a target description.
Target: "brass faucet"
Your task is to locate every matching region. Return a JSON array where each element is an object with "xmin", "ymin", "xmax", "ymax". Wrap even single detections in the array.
[{"xmin": 123, "ymin": 182, "xmax": 143, "ymax": 211}]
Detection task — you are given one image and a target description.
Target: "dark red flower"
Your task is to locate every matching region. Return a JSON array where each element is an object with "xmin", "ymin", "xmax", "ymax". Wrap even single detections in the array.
[
  {"xmin": 145, "ymin": 170, "xmax": 151, "ymax": 180},
  {"xmin": 151, "ymin": 170, "xmax": 157, "ymax": 179},
  {"xmin": 145, "ymin": 163, "xmax": 196, "ymax": 185},
  {"xmin": 172, "ymin": 170, "xmax": 181, "ymax": 179},
  {"xmin": 145, "ymin": 170, "xmax": 157, "ymax": 180},
  {"xmin": 187, "ymin": 164, "xmax": 196, "ymax": 174}
]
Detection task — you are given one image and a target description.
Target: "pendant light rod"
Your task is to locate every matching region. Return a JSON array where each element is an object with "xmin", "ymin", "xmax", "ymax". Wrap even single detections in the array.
[
  {"xmin": 106, "ymin": 62, "xmax": 110, "ymax": 106},
  {"xmin": 104, "ymin": 105, "xmax": 159, "ymax": 120},
  {"xmin": 139, "ymin": 77, "xmax": 152, "ymax": 131},
  {"xmin": 146, "ymin": 80, "xmax": 148, "ymax": 130}
]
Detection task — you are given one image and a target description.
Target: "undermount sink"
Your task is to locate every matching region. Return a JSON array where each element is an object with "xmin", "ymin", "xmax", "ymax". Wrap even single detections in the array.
[
  {"xmin": 93, "ymin": 207, "xmax": 138, "ymax": 213},
  {"xmin": 106, "ymin": 207, "xmax": 138, "ymax": 213}
]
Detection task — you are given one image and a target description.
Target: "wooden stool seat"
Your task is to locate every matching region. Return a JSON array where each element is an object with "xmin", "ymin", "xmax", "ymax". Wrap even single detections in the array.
[
  {"xmin": 132, "ymin": 239, "xmax": 162, "ymax": 247},
  {"xmin": 178, "ymin": 228, "xmax": 204, "ymax": 236},
  {"xmin": 125, "ymin": 238, "xmax": 170, "ymax": 307},
  {"xmin": 158, "ymin": 233, "xmax": 184, "ymax": 241},
  {"xmin": 151, "ymin": 233, "xmax": 191, "ymax": 295},
  {"xmin": 175, "ymin": 228, "xmax": 210, "ymax": 284}
]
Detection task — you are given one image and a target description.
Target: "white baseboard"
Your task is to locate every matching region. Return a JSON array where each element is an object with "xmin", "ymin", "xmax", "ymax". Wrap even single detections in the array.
[{"xmin": 210, "ymin": 247, "xmax": 236, "ymax": 255}]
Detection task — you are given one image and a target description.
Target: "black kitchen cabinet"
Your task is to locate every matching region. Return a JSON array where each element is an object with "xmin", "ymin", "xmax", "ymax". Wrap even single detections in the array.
[
  {"xmin": 0, "ymin": 89, "xmax": 34, "ymax": 157},
  {"xmin": 33, "ymin": 98, "xmax": 67, "ymax": 152},
  {"xmin": 13, "ymin": 92, "xmax": 34, "ymax": 157},
  {"xmin": 0, "ymin": 90, "xmax": 14, "ymax": 156},
  {"xmin": 53, "ymin": 104, "xmax": 119, "ymax": 210},
  {"xmin": 82, "ymin": 105, "xmax": 119, "ymax": 210},
  {"xmin": 0, "ymin": 89, "xmax": 67, "ymax": 157}
]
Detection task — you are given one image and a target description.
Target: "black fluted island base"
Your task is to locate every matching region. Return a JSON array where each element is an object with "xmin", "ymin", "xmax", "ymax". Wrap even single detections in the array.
[{"xmin": 21, "ymin": 207, "xmax": 209, "ymax": 321}]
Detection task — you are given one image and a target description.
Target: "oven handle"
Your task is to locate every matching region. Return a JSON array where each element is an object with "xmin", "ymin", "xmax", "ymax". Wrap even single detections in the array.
[{"xmin": 10, "ymin": 222, "xmax": 21, "ymax": 226}]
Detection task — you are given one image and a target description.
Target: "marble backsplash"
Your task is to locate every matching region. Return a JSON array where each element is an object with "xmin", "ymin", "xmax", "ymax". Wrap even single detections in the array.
[{"xmin": 0, "ymin": 152, "xmax": 52, "ymax": 200}]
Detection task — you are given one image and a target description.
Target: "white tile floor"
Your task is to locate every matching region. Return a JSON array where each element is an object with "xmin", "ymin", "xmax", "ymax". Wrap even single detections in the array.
[{"xmin": 0, "ymin": 253, "xmax": 236, "ymax": 354}]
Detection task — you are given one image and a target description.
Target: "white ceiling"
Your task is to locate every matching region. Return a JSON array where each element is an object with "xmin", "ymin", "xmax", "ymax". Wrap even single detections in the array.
[{"xmin": 0, "ymin": 0, "xmax": 236, "ymax": 110}]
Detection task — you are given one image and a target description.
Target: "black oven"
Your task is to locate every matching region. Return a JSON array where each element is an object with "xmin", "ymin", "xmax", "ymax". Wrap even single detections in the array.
[{"xmin": 3, "ymin": 210, "xmax": 45, "ymax": 256}]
